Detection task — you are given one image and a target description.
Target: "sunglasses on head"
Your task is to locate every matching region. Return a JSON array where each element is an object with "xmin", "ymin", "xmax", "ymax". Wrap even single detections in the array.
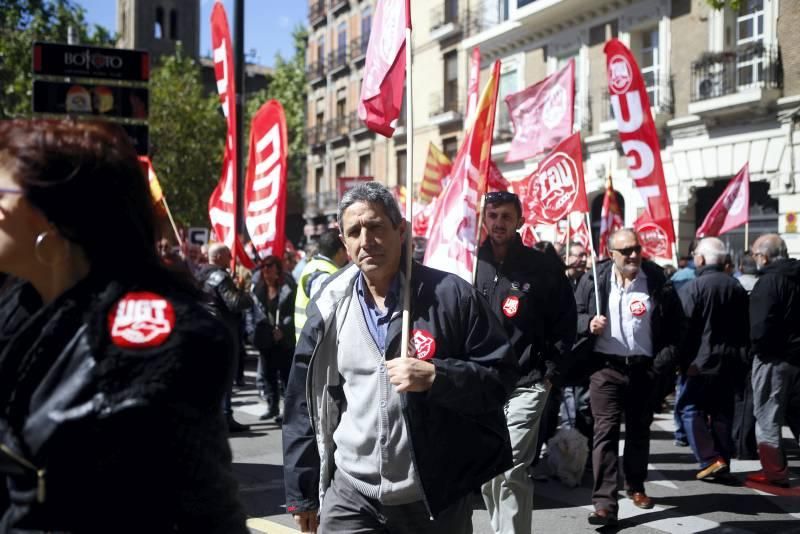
[
  {"xmin": 611, "ymin": 245, "xmax": 642, "ymax": 256},
  {"xmin": 485, "ymin": 191, "xmax": 519, "ymax": 204}
]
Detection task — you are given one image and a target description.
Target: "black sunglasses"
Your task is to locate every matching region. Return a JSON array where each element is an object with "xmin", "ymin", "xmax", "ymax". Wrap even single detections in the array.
[
  {"xmin": 611, "ymin": 245, "xmax": 642, "ymax": 256},
  {"xmin": 485, "ymin": 191, "xmax": 519, "ymax": 204}
]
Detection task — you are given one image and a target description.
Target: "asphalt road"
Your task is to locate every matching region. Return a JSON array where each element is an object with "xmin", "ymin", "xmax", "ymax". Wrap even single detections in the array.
[{"xmin": 229, "ymin": 364, "xmax": 800, "ymax": 534}]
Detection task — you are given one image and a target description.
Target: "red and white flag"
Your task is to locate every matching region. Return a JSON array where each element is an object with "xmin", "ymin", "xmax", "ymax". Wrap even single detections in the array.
[
  {"xmin": 244, "ymin": 100, "xmax": 287, "ymax": 260},
  {"xmin": 466, "ymin": 47, "xmax": 481, "ymax": 123},
  {"xmin": 208, "ymin": 1, "xmax": 253, "ymax": 268},
  {"xmin": 605, "ymin": 39, "xmax": 674, "ymax": 258},
  {"xmin": 505, "ymin": 59, "xmax": 574, "ymax": 163},
  {"xmin": 559, "ymin": 212, "xmax": 592, "ymax": 252},
  {"xmin": 424, "ymin": 61, "xmax": 502, "ymax": 282},
  {"xmin": 358, "ymin": 0, "xmax": 410, "ymax": 137},
  {"xmin": 487, "ymin": 160, "xmax": 510, "ymax": 192},
  {"xmin": 696, "ymin": 163, "xmax": 750, "ymax": 238},
  {"xmin": 523, "ymin": 132, "xmax": 588, "ymax": 225},
  {"xmin": 598, "ymin": 176, "xmax": 624, "ymax": 259},
  {"xmin": 635, "ymin": 210, "xmax": 672, "ymax": 260},
  {"xmin": 520, "ymin": 224, "xmax": 539, "ymax": 247}
]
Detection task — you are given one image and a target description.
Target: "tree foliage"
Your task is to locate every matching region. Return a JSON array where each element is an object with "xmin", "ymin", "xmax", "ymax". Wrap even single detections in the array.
[
  {"xmin": 0, "ymin": 0, "xmax": 114, "ymax": 118},
  {"xmin": 704, "ymin": 0, "xmax": 744, "ymax": 10},
  {"xmin": 246, "ymin": 24, "xmax": 308, "ymax": 214},
  {"xmin": 149, "ymin": 45, "xmax": 226, "ymax": 227}
]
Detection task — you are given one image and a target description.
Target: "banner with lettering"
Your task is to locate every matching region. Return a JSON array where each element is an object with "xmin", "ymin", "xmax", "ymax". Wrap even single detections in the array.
[{"xmin": 605, "ymin": 38, "xmax": 674, "ymax": 257}]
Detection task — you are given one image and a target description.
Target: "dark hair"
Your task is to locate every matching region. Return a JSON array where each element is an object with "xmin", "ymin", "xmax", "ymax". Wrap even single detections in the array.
[
  {"xmin": 484, "ymin": 191, "xmax": 522, "ymax": 218},
  {"xmin": 318, "ymin": 229, "xmax": 345, "ymax": 258},
  {"xmin": 740, "ymin": 254, "xmax": 758, "ymax": 275},
  {"xmin": 338, "ymin": 182, "xmax": 402, "ymax": 228},
  {"xmin": 0, "ymin": 119, "xmax": 190, "ymax": 289},
  {"xmin": 533, "ymin": 240, "xmax": 565, "ymax": 267}
]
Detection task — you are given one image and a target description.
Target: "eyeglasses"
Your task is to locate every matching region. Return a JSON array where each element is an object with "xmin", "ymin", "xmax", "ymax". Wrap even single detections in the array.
[
  {"xmin": 485, "ymin": 191, "xmax": 519, "ymax": 204},
  {"xmin": 611, "ymin": 245, "xmax": 642, "ymax": 256}
]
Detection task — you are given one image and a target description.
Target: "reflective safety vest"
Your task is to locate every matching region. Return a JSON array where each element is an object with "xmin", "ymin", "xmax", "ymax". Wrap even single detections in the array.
[{"xmin": 294, "ymin": 256, "xmax": 340, "ymax": 341}]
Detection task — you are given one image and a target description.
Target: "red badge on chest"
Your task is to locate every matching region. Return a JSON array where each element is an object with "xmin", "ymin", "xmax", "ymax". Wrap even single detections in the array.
[
  {"xmin": 412, "ymin": 329, "xmax": 437, "ymax": 361},
  {"xmin": 629, "ymin": 299, "xmax": 647, "ymax": 317},
  {"xmin": 108, "ymin": 292, "xmax": 175, "ymax": 348},
  {"xmin": 502, "ymin": 296, "xmax": 520, "ymax": 318}
]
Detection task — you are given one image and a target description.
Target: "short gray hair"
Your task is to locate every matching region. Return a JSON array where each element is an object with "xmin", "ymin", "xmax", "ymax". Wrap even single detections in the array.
[
  {"xmin": 752, "ymin": 233, "xmax": 788, "ymax": 261},
  {"xmin": 338, "ymin": 182, "xmax": 403, "ymax": 228},
  {"xmin": 207, "ymin": 243, "xmax": 230, "ymax": 261},
  {"xmin": 694, "ymin": 237, "xmax": 727, "ymax": 266}
]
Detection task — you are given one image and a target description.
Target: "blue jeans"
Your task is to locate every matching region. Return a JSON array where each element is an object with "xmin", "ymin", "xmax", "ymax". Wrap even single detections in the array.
[
  {"xmin": 677, "ymin": 374, "xmax": 734, "ymax": 468},
  {"xmin": 673, "ymin": 375, "xmax": 687, "ymax": 442}
]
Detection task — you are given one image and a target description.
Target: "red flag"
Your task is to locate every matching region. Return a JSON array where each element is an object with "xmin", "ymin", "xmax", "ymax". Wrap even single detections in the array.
[
  {"xmin": 599, "ymin": 176, "xmax": 624, "ymax": 259},
  {"xmin": 487, "ymin": 160, "xmax": 510, "ymax": 192},
  {"xmin": 209, "ymin": 2, "xmax": 253, "ymax": 269},
  {"xmin": 466, "ymin": 47, "xmax": 481, "ymax": 123},
  {"xmin": 138, "ymin": 156, "xmax": 163, "ymax": 204},
  {"xmin": 523, "ymin": 132, "xmax": 588, "ymax": 226},
  {"xmin": 696, "ymin": 163, "xmax": 750, "ymax": 238},
  {"xmin": 635, "ymin": 210, "xmax": 672, "ymax": 260},
  {"xmin": 358, "ymin": 0, "xmax": 409, "ymax": 137},
  {"xmin": 505, "ymin": 59, "xmax": 574, "ymax": 163},
  {"xmin": 424, "ymin": 61, "xmax": 502, "ymax": 281},
  {"xmin": 420, "ymin": 143, "xmax": 452, "ymax": 202},
  {"xmin": 412, "ymin": 196, "xmax": 437, "ymax": 238},
  {"xmin": 244, "ymin": 100, "xmax": 287, "ymax": 260},
  {"xmin": 520, "ymin": 223, "xmax": 539, "ymax": 247},
  {"xmin": 559, "ymin": 212, "xmax": 592, "ymax": 252},
  {"xmin": 605, "ymin": 38, "xmax": 674, "ymax": 255}
]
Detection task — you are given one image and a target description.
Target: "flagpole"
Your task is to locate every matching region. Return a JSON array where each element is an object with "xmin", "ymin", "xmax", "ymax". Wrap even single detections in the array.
[
  {"xmin": 473, "ymin": 195, "xmax": 486, "ymax": 285},
  {"xmin": 744, "ymin": 222, "xmax": 750, "ymax": 251},
  {"xmin": 401, "ymin": 3, "xmax": 413, "ymax": 359},
  {"xmin": 161, "ymin": 197, "xmax": 183, "ymax": 247},
  {"xmin": 566, "ymin": 214, "xmax": 571, "ymax": 251},
  {"xmin": 585, "ymin": 212, "xmax": 601, "ymax": 317}
]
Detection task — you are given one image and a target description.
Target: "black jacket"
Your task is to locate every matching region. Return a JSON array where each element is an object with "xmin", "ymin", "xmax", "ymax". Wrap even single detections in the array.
[
  {"xmin": 198, "ymin": 264, "xmax": 253, "ymax": 338},
  {"xmin": 245, "ymin": 279, "xmax": 296, "ymax": 356},
  {"xmin": 678, "ymin": 265, "xmax": 749, "ymax": 375},
  {"xmin": 574, "ymin": 259, "xmax": 682, "ymax": 374},
  {"xmin": 475, "ymin": 235, "xmax": 577, "ymax": 387},
  {"xmin": 282, "ymin": 262, "xmax": 518, "ymax": 518},
  {"xmin": 0, "ymin": 274, "xmax": 248, "ymax": 533},
  {"xmin": 750, "ymin": 258, "xmax": 800, "ymax": 365}
]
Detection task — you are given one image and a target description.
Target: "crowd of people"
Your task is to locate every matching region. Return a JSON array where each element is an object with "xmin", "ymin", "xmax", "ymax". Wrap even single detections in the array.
[{"xmin": 0, "ymin": 120, "xmax": 797, "ymax": 533}]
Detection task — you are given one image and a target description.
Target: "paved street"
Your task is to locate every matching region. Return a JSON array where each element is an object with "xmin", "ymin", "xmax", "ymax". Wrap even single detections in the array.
[{"xmin": 229, "ymin": 364, "xmax": 800, "ymax": 534}]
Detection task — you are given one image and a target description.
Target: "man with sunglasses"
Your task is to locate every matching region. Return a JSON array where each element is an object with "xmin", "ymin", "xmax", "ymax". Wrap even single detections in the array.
[
  {"xmin": 574, "ymin": 228, "xmax": 681, "ymax": 526},
  {"xmin": 475, "ymin": 191, "xmax": 577, "ymax": 534}
]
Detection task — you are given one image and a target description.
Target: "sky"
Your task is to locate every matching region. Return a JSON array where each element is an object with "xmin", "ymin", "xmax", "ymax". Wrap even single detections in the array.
[{"xmin": 75, "ymin": 0, "xmax": 308, "ymax": 67}]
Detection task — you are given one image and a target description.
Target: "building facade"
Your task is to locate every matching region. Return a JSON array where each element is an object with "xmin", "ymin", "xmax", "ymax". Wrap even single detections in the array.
[
  {"xmin": 304, "ymin": 0, "xmax": 800, "ymax": 257},
  {"xmin": 117, "ymin": 0, "xmax": 201, "ymax": 60}
]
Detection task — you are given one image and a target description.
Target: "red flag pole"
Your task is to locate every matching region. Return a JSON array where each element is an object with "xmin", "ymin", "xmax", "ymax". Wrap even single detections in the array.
[{"xmin": 401, "ymin": 0, "xmax": 413, "ymax": 359}]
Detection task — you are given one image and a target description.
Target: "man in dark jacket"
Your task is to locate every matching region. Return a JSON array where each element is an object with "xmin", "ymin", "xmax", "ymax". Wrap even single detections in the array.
[
  {"xmin": 676, "ymin": 237, "xmax": 749, "ymax": 481},
  {"xmin": 197, "ymin": 244, "xmax": 254, "ymax": 433},
  {"xmin": 574, "ymin": 229, "xmax": 681, "ymax": 526},
  {"xmin": 747, "ymin": 233, "xmax": 800, "ymax": 487},
  {"xmin": 474, "ymin": 191, "xmax": 576, "ymax": 534},
  {"xmin": 282, "ymin": 182, "xmax": 518, "ymax": 534}
]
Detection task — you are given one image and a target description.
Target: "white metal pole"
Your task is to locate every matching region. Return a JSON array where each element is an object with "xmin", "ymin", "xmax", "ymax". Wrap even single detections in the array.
[
  {"xmin": 585, "ymin": 212, "xmax": 601, "ymax": 317},
  {"xmin": 401, "ymin": 23, "xmax": 414, "ymax": 358}
]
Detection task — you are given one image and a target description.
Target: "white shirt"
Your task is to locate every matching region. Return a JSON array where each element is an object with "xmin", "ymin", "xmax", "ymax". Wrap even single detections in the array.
[{"xmin": 594, "ymin": 267, "xmax": 654, "ymax": 357}]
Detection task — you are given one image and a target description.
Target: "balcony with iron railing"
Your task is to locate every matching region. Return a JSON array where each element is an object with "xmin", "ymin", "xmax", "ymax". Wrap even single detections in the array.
[
  {"xmin": 326, "ymin": 115, "xmax": 351, "ymax": 140},
  {"xmin": 688, "ymin": 45, "xmax": 782, "ymax": 116},
  {"xmin": 330, "ymin": 0, "xmax": 350, "ymax": 16},
  {"xmin": 429, "ymin": 4, "xmax": 462, "ymax": 41},
  {"xmin": 306, "ymin": 124, "xmax": 326, "ymax": 147},
  {"xmin": 327, "ymin": 48, "xmax": 350, "ymax": 76},
  {"xmin": 429, "ymin": 93, "xmax": 463, "ymax": 126},
  {"xmin": 309, "ymin": 0, "xmax": 326, "ymax": 27},
  {"xmin": 306, "ymin": 60, "xmax": 326, "ymax": 83},
  {"xmin": 348, "ymin": 111, "xmax": 372, "ymax": 135},
  {"xmin": 306, "ymin": 190, "xmax": 339, "ymax": 214},
  {"xmin": 350, "ymin": 35, "xmax": 369, "ymax": 64}
]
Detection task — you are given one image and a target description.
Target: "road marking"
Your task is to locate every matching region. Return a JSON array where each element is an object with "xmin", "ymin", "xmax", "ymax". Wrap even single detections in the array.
[{"xmin": 247, "ymin": 517, "xmax": 298, "ymax": 533}]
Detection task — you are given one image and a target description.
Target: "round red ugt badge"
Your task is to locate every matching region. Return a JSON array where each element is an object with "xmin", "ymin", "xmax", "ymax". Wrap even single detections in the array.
[
  {"xmin": 108, "ymin": 292, "xmax": 175, "ymax": 348},
  {"xmin": 411, "ymin": 329, "xmax": 436, "ymax": 361},
  {"xmin": 629, "ymin": 299, "xmax": 647, "ymax": 317},
  {"xmin": 502, "ymin": 296, "xmax": 520, "ymax": 318}
]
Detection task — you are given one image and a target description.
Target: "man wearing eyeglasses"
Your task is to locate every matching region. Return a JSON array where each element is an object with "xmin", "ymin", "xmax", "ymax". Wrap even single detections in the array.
[
  {"xmin": 574, "ymin": 228, "xmax": 681, "ymax": 526},
  {"xmin": 566, "ymin": 243, "xmax": 589, "ymax": 292},
  {"xmin": 747, "ymin": 233, "xmax": 800, "ymax": 488},
  {"xmin": 475, "ymin": 191, "xmax": 577, "ymax": 534}
]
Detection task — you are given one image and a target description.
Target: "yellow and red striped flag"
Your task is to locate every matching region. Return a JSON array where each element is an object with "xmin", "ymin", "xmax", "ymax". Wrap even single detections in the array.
[
  {"xmin": 419, "ymin": 143, "xmax": 452, "ymax": 203},
  {"xmin": 138, "ymin": 155, "xmax": 164, "ymax": 204}
]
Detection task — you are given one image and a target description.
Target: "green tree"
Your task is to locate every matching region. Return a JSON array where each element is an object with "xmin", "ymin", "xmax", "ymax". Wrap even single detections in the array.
[
  {"xmin": 149, "ymin": 45, "xmax": 226, "ymax": 227},
  {"xmin": 246, "ymin": 24, "xmax": 307, "ymax": 214},
  {"xmin": 0, "ymin": 0, "xmax": 114, "ymax": 118}
]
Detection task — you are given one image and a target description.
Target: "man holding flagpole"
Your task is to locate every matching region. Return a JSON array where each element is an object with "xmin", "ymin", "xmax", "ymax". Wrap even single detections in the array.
[
  {"xmin": 475, "ymin": 191, "xmax": 576, "ymax": 534},
  {"xmin": 283, "ymin": 183, "xmax": 518, "ymax": 533}
]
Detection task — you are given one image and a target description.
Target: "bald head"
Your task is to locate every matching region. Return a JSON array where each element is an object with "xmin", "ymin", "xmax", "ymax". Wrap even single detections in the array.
[
  {"xmin": 609, "ymin": 228, "xmax": 639, "ymax": 250},
  {"xmin": 694, "ymin": 237, "xmax": 727, "ymax": 266},
  {"xmin": 752, "ymin": 233, "xmax": 787, "ymax": 268}
]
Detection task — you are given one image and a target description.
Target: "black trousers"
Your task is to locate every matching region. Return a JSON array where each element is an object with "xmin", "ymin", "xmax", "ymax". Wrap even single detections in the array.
[{"xmin": 589, "ymin": 360, "xmax": 656, "ymax": 512}]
